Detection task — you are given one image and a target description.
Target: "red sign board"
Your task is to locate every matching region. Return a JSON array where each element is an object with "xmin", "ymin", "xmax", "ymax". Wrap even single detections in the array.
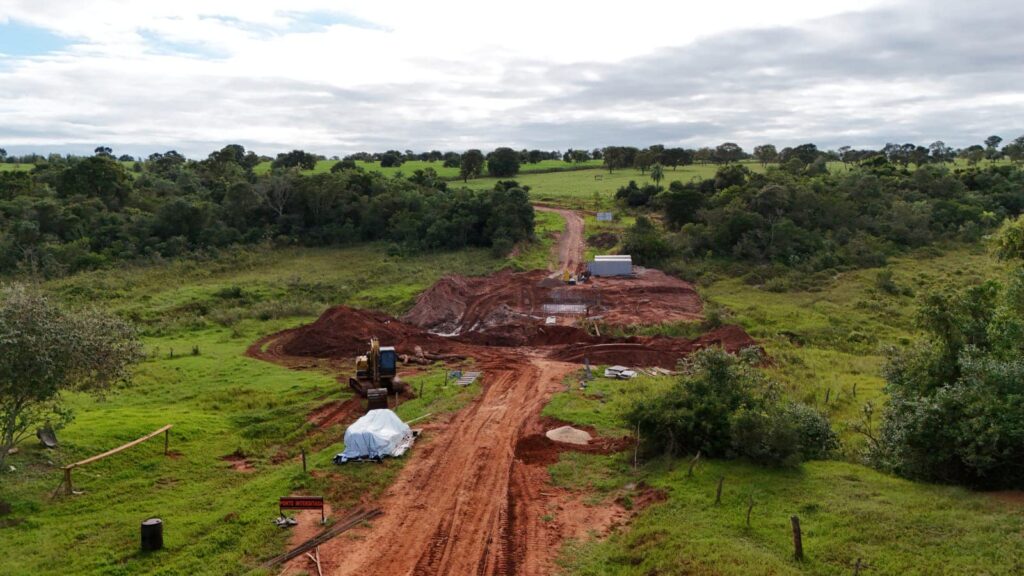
[
  {"xmin": 280, "ymin": 496, "xmax": 324, "ymax": 510},
  {"xmin": 280, "ymin": 496, "xmax": 325, "ymax": 522}
]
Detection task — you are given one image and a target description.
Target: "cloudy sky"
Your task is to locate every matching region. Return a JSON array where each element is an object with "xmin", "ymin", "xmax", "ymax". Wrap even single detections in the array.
[{"xmin": 0, "ymin": 0, "xmax": 1021, "ymax": 157}]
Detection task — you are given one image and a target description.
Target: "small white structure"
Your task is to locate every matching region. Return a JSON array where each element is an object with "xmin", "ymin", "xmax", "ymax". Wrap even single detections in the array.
[
  {"xmin": 545, "ymin": 316, "xmax": 557, "ymax": 325},
  {"xmin": 588, "ymin": 255, "xmax": 633, "ymax": 277},
  {"xmin": 334, "ymin": 409, "xmax": 415, "ymax": 463},
  {"xmin": 604, "ymin": 365, "xmax": 638, "ymax": 379},
  {"xmin": 596, "ymin": 212, "xmax": 614, "ymax": 222}
]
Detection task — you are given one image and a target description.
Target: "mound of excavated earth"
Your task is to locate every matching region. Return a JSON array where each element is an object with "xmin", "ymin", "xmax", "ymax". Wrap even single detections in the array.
[
  {"xmin": 273, "ymin": 304, "xmax": 756, "ymax": 369},
  {"xmin": 402, "ymin": 267, "xmax": 703, "ymax": 337}
]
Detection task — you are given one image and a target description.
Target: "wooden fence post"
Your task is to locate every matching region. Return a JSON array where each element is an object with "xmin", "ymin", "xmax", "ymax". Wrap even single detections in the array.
[
  {"xmin": 791, "ymin": 515, "xmax": 804, "ymax": 560},
  {"xmin": 687, "ymin": 451, "xmax": 701, "ymax": 477},
  {"xmin": 164, "ymin": 429, "xmax": 169, "ymax": 455},
  {"xmin": 714, "ymin": 476, "xmax": 724, "ymax": 505}
]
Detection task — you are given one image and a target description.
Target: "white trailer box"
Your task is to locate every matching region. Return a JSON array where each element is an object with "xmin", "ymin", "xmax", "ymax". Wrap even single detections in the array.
[{"xmin": 588, "ymin": 255, "xmax": 633, "ymax": 277}]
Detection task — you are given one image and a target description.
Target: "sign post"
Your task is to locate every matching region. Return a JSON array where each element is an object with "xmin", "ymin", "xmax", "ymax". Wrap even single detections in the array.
[{"xmin": 280, "ymin": 496, "xmax": 325, "ymax": 524}]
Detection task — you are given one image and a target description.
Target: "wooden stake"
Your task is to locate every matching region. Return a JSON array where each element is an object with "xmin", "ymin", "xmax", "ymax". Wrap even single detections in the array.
[
  {"xmin": 164, "ymin": 429, "xmax": 169, "ymax": 456},
  {"xmin": 715, "ymin": 476, "xmax": 724, "ymax": 505},
  {"xmin": 64, "ymin": 468, "xmax": 72, "ymax": 496},
  {"xmin": 301, "ymin": 448, "xmax": 307, "ymax": 473},
  {"xmin": 746, "ymin": 494, "xmax": 754, "ymax": 527},
  {"xmin": 825, "ymin": 388, "xmax": 831, "ymax": 404},
  {"xmin": 305, "ymin": 545, "xmax": 324, "ymax": 576},
  {"xmin": 633, "ymin": 423, "xmax": 640, "ymax": 470},
  {"xmin": 791, "ymin": 515, "xmax": 804, "ymax": 560},
  {"xmin": 854, "ymin": 558, "xmax": 863, "ymax": 575},
  {"xmin": 687, "ymin": 451, "xmax": 701, "ymax": 477}
]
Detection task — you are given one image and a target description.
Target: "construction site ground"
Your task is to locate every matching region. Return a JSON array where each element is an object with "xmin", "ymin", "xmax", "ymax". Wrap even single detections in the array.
[{"xmin": 250, "ymin": 209, "xmax": 756, "ymax": 575}]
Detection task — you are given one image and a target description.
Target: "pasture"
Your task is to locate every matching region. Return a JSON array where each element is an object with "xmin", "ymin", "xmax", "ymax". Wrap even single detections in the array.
[
  {"xmin": 0, "ymin": 242, "xmax": 525, "ymax": 575},
  {"xmin": 542, "ymin": 246, "xmax": 1023, "ymax": 574}
]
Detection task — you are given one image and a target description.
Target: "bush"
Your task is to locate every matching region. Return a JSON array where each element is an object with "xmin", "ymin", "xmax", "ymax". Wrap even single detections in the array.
[
  {"xmin": 625, "ymin": 347, "xmax": 836, "ymax": 466},
  {"xmin": 868, "ymin": 278, "xmax": 1024, "ymax": 488},
  {"xmin": 730, "ymin": 407, "xmax": 802, "ymax": 466}
]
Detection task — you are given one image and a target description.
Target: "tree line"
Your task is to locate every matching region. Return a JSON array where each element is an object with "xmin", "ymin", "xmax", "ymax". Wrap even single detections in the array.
[
  {"xmin": 0, "ymin": 145, "xmax": 535, "ymax": 277},
  {"xmin": 615, "ymin": 151, "xmax": 1024, "ymax": 288}
]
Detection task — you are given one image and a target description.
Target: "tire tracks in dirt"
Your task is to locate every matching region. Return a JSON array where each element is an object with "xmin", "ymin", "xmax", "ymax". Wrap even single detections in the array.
[
  {"xmin": 306, "ymin": 355, "xmax": 577, "ymax": 576},
  {"xmin": 535, "ymin": 205, "xmax": 585, "ymax": 275}
]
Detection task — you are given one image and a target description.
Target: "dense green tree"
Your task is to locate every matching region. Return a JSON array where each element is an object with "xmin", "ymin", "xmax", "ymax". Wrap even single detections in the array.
[
  {"xmin": 57, "ymin": 156, "xmax": 133, "ymax": 211},
  {"xmin": 460, "ymin": 149, "xmax": 485, "ymax": 182},
  {"xmin": 633, "ymin": 149, "xmax": 657, "ymax": 174},
  {"xmin": 623, "ymin": 215, "xmax": 671, "ymax": 265},
  {"xmin": 272, "ymin": 150, "xmax": 317, "ymax": 170},
  {"xmin": 486, "ymin": 147, "xmax": 521, "ymax": 177},
  {"xmin": 753, "ymin": 144, "xmax": 778, "ymax": 167},
  {"xmin": 661, "ymin": 147, "xmax": 692, "ymax": 170},
  {"xmin": 380, "ymin": 151, "xmax": 403, "ymax": 168},
  {"xmin": 659, "ymin": 181, "xmax": 704, "ymax": 230},
  {"xmin": 713, "ymin": 142, "xmax": 744, "ymax": 164}
]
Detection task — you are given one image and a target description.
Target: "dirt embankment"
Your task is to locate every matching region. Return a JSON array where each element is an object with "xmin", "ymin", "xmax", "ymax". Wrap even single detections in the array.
[
  {"xmin": 405, "ymin": 267, "xmax": 705, "ymax": 332},
  {"xmin": 260, "ymin": 302, "xmax": 753, "ymax": 370}
]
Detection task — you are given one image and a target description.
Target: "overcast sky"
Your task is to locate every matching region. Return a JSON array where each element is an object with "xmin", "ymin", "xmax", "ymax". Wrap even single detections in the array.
[{"xmin": 0, "ymin": 0, "xmax": 1021, "ymax": 158}]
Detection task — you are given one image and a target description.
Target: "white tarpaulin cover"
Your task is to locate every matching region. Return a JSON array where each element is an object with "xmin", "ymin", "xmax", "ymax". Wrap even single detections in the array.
[{"xmin": 335, "ymin": 409, "xmax": 413, "ymax": 463}]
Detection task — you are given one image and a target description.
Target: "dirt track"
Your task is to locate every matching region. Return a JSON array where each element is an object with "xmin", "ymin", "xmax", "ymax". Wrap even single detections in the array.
[
  {"xmin": 304, "ymin": 356, "xmax": 576, "ymax": 575},
  {"xmin": 535, "ymin": 206, "xmax": 584, "ymax": 274},
  {"xmin": 257, "ymin": 208, "xmax": 756, "ymax": 575}
]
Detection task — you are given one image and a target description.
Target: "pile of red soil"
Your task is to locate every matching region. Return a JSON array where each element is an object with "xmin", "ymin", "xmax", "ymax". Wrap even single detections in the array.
[
  {"xmin": 514, "ymin": 432, "xmax": 632, "ymax": 466},
  {"xmin": 274, "ymin": 298, "xmax": 756, "ymax": 370},
  {"xmin": 282, "ymin": 306, "xmax": 451, "ymax": 358}
]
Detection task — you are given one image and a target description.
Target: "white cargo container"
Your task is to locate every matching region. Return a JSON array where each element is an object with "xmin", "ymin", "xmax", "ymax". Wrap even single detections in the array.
[{"xmin": 588, "ymin": 254, "xmax": 633, "ymax": 277}]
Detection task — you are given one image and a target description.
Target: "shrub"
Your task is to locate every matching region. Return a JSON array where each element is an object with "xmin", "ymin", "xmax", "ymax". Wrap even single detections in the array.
[
  {"xmin": 729, "ymin": 407, "xmax": 802, "ymax": 466},
  {"xmin": 868, "ymin": 278, "xmax": 1024, "ymax": 488},
  {"xmin": 627, "ymin": 347, "xmax": 837, "ymax": 466}
]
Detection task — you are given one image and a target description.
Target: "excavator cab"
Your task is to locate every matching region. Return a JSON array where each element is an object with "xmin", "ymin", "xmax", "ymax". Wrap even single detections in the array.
[{"xmin": 350, "ymin": 338, "xmax": 400, "ymax": 409}]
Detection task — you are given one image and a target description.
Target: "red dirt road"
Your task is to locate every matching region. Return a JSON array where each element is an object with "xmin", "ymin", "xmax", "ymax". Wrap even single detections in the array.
[
  {"xmin": 536, "ymin": 206, "xmax": 584, "ymax": 274},
  {"xmin": 306, "ymin": 356, "xmax": 576, "ymax": 576}
]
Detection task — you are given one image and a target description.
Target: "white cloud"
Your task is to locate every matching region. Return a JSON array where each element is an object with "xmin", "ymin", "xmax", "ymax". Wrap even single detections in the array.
[{"xmin": 0, "ymin": 0, "xmax": 1019, "ymax": 156}]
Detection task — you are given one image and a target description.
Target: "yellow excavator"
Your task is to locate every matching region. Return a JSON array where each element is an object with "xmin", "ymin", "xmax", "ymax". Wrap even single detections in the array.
[{"xmin": 349, "ymin": 338, "xmax": 399, "ymax": 410}]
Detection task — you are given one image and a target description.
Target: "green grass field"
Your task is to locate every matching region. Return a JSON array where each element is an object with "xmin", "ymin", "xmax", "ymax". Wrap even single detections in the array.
[
  {"xmin": 539, "ymin": 242, "xmax": 1024, "ymax": 575},
  {"xmin": 0, "ymin": 237, "xmax": 557, "ymax": 575},
  {"xmin": 251, "ymin": 158, "xmax": 605, "ymax": 178},
  {"xmin": 462, "ymin": 160, "xmax": 793, "ymax": 208}
]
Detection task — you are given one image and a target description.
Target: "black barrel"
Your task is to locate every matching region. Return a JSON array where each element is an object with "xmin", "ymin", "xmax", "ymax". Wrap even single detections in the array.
[{"xmin": 141, "ymin": 518, "xmax": 163, "ymax": 551}]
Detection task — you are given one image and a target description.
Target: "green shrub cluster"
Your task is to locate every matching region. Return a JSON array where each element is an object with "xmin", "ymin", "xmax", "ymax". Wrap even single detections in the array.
[
  {"xmin": 626, "ymin": 347, "xmax": 837, "ymax": 467},
  {"xmin": 868, "ymin": 269, "xmax": 1024, "ymax": 488}
]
